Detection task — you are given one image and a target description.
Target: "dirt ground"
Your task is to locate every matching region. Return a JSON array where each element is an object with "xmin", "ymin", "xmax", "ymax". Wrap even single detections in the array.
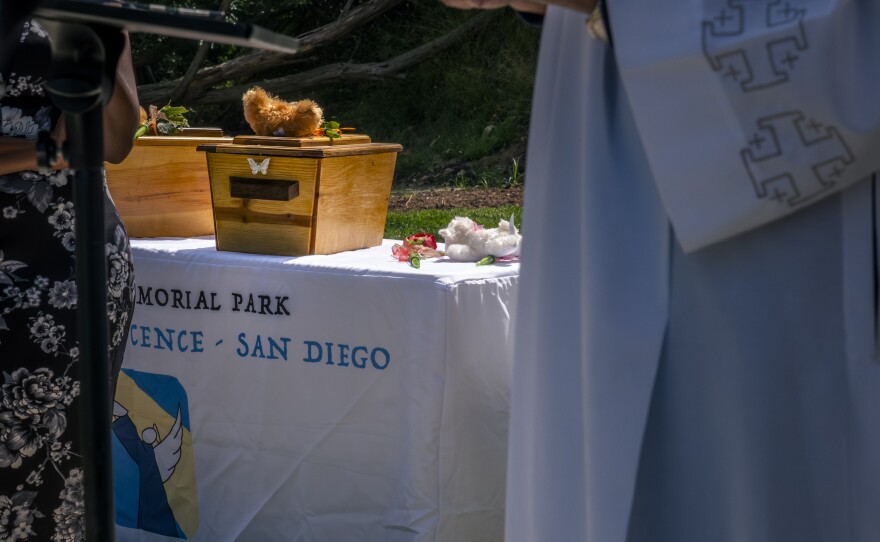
[{"xmin": 387, "ymin": 186, "xmax": 524, "ymax": 212}]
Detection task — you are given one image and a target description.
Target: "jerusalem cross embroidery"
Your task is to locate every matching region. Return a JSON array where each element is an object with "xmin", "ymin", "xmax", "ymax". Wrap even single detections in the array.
[
  {"xmin": 702, "ymin": 0, "xmax": 808, "ymax": 92},
  {"xmin": 741, "ymin": 111, "xmax": 855, "ymax": 206}
]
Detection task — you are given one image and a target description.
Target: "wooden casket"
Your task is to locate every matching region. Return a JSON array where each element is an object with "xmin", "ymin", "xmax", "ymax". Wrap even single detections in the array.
[
  {"xmin": 105, "ymin": 128, "xmax": 232, "ymax": 238},
  {"xmin": 197, "ymin": 134, "xmax": 402, "ymax": 256}
]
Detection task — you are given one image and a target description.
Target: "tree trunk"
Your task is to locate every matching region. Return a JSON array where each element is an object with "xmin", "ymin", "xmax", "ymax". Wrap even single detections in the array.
[
  {"xmin": 189, "ymin": 11, "xmax": 497, "ymax": 105},
  {"xmin": 137, "ymin": 0, "xmax": 405, "ymax": 105}
]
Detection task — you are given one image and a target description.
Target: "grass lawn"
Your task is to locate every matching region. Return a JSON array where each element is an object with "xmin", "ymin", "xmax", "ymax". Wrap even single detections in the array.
[{"xmin": 383, "ymin": 205, "xmax": 522, "ymax": 241}]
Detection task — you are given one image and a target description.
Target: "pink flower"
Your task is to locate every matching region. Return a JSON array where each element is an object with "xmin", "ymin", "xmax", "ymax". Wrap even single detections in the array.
[{"xmin": 391, "ymin": 233, "xmax": 443, "ymax": 262}]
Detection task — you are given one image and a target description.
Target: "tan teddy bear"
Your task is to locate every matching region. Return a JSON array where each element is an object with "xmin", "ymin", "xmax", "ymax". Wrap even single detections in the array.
[{"xmin": 242, "ymin": 86, "xmax": 324, "ymax": 137}]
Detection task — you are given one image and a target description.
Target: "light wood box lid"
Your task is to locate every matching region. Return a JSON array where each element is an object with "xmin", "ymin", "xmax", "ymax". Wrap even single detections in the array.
[
  {"xmin": 198, "ymin": 134, "xmax": 402, "ymax": 158},
  {"xmin": 232, "ymin": 134, "xmax": 372, "ymax": 147}
]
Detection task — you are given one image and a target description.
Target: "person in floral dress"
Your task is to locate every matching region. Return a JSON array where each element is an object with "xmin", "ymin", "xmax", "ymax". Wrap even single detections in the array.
[{"xmin": 0, "ymin": 19, "xmax": 139, "ymax": 540}]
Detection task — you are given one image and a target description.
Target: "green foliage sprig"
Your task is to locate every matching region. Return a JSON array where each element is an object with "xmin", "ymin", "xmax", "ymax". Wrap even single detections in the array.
[
  {"xmin": 135, "ymin": 104, "xmax": 191, "ymax": 139},
  {"xmin": 321, "ymin": 120, "xmax": 342, "ymax": 139}
]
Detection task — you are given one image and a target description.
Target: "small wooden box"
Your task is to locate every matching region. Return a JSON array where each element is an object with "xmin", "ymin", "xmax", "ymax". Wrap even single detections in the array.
[
  {"xmin": 198, "ymin": 134, "xmax": 402, "ymax": 256},
  {"xmin": 105, "ymin": 129, "xmax": 232, "ymax": 238}
]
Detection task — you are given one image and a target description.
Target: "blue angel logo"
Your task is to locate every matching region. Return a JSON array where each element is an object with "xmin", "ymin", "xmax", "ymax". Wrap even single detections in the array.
[{"xmin": 113, "ymin": 369, "xmax": 198, "ymax": 539}]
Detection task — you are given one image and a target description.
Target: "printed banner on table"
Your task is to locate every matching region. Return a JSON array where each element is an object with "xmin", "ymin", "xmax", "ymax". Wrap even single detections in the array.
[
  {"xmin": 114, "ymin": 240, "xmax": 518, "ymax": 541},
  {"xmin": 113, "ymin": 369, "xmax": 198, "ymax": 539}
]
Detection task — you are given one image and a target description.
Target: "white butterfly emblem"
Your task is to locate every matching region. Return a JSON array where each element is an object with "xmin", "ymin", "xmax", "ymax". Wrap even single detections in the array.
[{"xmin": 247, "ymin": 157, "xmax": 270, "ymax": 175}]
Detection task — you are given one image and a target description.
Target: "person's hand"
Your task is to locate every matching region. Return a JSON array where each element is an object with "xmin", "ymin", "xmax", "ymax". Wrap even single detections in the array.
[
  {"xmin": 50, "ymin": 117, "xmax": 70, "ymax": 170},
  {"xmin": 440, "ymin": 0, "xmax": 547, "ymax": 14},
  {"xmin": 102, "ymin": 31, "xmax": 138, "ymax": 164},
  {"xmin": 440, "ymin": 0, "xmax": 596, "ymax": 14}
]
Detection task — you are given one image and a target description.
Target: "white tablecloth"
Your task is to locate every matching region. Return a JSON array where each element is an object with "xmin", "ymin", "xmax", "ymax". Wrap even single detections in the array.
[{"xmin": 113, "ymin": 238, "xmax": 518, "ymax": 542}]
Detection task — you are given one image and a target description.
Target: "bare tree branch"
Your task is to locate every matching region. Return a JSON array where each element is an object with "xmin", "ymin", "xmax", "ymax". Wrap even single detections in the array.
[
  {"xmin": 137, "ymin": 0, "xmax": 405, "ymax": 104},
  {"xmin": 168, "ymin": 0, "xmax": 235, "ymax": 104},
  {"xmin": 189, "ymin": 11, "xmax": 497, "ymax": 105},
  {"xmin": 339, "ymin": 0, "xmax": 356, "ymax": 18}
]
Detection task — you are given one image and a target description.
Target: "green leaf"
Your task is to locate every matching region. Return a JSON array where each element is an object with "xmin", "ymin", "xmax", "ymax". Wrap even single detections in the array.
[
  {"xmin": 155, "ymin": 104, "xmax": 190, "ymax": 130},
  {"xmin": 476, "ymin": 255, "xmax": 496, "ymax": 266},
  {"xmin": 409, "ymin": 256, "xmax": 421, "ymax": 269},
  {"xmin": 133, "ymin": 124, "xmax": 148, "ymax": 139},
  {"xmin": 160, "ymin": 105, "xmax": 189, "ymax": 117}
]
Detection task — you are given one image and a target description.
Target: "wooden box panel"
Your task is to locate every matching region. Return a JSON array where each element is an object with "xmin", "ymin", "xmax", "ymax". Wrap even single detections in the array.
[
  {"xmin": 312, "ymin": 152, "xmax": 399, "ymax": 255},
  {"xmin": 206, "ymin": 153, "xmax": 319, "ymax": 256},
  {"xmin": 105, "ymin": 135, "xmax": 231, "ymax": 238},
  {"xmin": 200, "ymin": 139, "xmax": 401, "ymax": 256}
]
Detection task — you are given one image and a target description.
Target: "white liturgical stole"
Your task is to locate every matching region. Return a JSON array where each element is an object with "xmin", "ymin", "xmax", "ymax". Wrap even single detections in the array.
[{"xmin": 609, "ymin": 0, "xmax": 880, "ymax": 251}]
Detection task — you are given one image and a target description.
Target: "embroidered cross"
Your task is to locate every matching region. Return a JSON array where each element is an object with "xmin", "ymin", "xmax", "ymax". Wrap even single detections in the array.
[
  {"xmin": 780, "ymin": 50, "xmax": 799, "ymax": 70},
  {"xmin": 702, "ymin": 0, "xmax": 809, "ymax": 92},
  {"xmin": 777, "ymin": 2, "xmax": 795, "ymax": 19},
  {"xmin": 748, "ymin": 132, "xmax": 766, "ymax": 149},
  {"xmin": 740, "ymin": 111, "xmax": 855, "ymax": 207},
  {"xmin": 715, "ymin": 8, "xmax": 734, "ymax": 26},
  {"xmin": 770, "ymin": 188, "xmax": 789, "ymax": 203},
  {"xmin": 725, "ymin": 64, "xmax": 743, "ymax": 80}
]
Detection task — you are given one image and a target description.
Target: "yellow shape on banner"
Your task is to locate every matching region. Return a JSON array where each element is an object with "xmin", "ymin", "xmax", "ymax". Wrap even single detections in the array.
[{"xmin": 115, "ymin": 371, "xmax": 200, "ymax": 538}]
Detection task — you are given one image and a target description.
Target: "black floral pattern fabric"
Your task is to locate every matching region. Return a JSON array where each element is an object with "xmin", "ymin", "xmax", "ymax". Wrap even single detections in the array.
[{"xmin": 0, "ymin": 20, "xmax": 135, "ymax": 541}]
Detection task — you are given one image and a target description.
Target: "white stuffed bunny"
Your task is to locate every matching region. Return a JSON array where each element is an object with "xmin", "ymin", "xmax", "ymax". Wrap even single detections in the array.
[{"xmin": 439, "ymin": 215, "xmax": 522, "ymax": 262}]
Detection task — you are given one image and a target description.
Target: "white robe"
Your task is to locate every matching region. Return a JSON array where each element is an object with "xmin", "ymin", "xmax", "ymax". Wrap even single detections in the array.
[{"xmin": 505, "ymin": 5, "xmax": 880, "ymax": 542}]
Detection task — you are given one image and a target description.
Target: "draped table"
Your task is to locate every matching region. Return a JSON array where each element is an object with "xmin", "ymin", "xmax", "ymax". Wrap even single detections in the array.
[{"xmin": 112, "ymin": 238, "xmax": 518, "ymax": 542}]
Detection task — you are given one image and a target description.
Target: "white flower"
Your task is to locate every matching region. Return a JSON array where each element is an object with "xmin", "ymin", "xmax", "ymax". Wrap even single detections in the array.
[
  {"xmin": 0, "ymin": 107, "xmax": 39, "ymax": 139},
  {"xmin": 27, "ymin": 317, "xmax": 66, "ymax": 353},
  {"xmin": 2, "ymin": 207, "xmax": 16, "ymax": 219},
  {"xmin": 106, "ymin": 248, "xmax": 131, "ymax": 299},
  {"xmin": 48, "ymin": 281, "xmax": 76, "ymax": 309},
  {"xmin": 34, "ymin": 276, "xmax": 49, "ymax": 289},
  {"xmin": 28, "ymin": 313, "xmax": 55, "ymax": 338},
  {"xmin": 111, "ymin": 322, "xmax": 127, "ymax": 347},
  {"xmin": 47, "ymin": 171, "xmax": 68, "ymax": 188},
  {"xmin": 25, "ymin": 287, "xmax": 40, "ymax": 307},
  {"xmin": 3, "ymin": 286, "xmax": 21, "ymax": 298},
  {"xmin": 61, "ymin": 232, "xmax": 75, "ymax": 252},
  {"xmin": 2, "ymin": 287, "xmax": 23, "ymax": 310},
  {"xmin": 47, "ymin": 325, "xmax": 65, "ymax": 342},
  {"xmin": 52, "ymin": 468, "xmax": 85, "ymax": 542},
  {"xmin": 50, "ymin": 441, "xmax": 72, "ymax": 463},
  {"xmin": 48, "ymin": 202, "xmax": 75, "ymax": 231},
  {"xmin": 25, "ymin": 467, "xmax": 43, "ymax": 487},
  {"xmin": 25, "ymin": 20, "xmax": 49, "ymax": 39},
  {"xmin": 40, "ymin": 337, "xmax": 60, "ymax": 354}
]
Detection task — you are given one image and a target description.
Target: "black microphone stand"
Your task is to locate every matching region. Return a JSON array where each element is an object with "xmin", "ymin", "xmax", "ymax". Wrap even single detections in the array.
[
  {"xmin": 36, "ymin": 18, "xmax": 124, "ymax": 542},
  {"xmin": 3, "ymin": 2, "xmax": 299, "ymax": 539}
]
